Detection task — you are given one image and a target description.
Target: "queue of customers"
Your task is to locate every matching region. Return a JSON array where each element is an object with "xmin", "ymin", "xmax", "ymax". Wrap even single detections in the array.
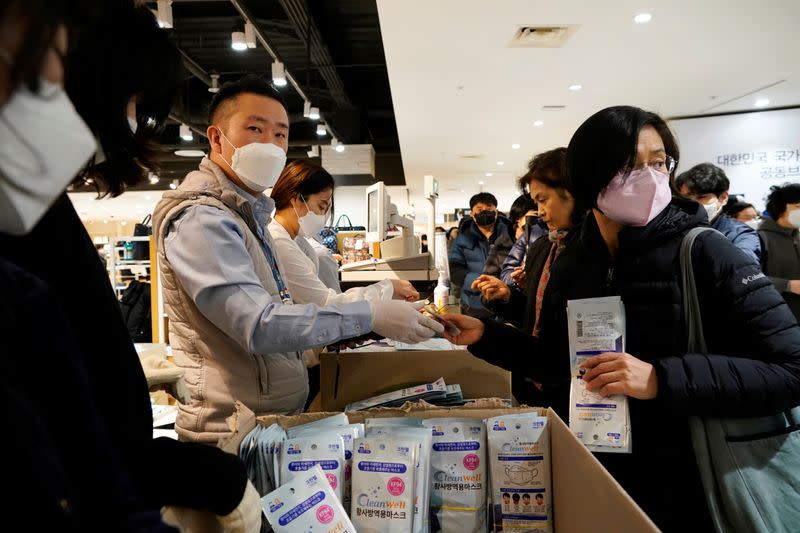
[{"xmin": 1, "ymin": 2, "xmax": 799, "ymax": 531}]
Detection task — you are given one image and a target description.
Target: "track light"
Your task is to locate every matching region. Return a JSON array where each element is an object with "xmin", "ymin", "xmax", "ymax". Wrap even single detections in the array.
[
  {"xmin": 179, "ymin": 124, "xmax": 193, "ymax": 141},
  {"xmin": 156, "ymin": 0, "xmax": 172, "ymax": 29},
  {"xmin": 335, "ymin": 142, "xmax": 345, "ymax": 153},
  {"xmin": 307, "ymin": 145, "xmax": 320, "ymax": 158},
  {"xmin": 170, "ymin": 179, "xmax": 179, "ymax": 190},
  {"xmin": 231, "ymin": 32, "xmax": 247, "ymax": 51},
  {"xmin": 303, "ymin": 101, "xmax": 311, "ymax": 118},
  {"xmin": 209, "ymin": 73, "xmax": 220, "ymax": 93},
  {"xmin": 148, "ymin": 173, "xmax": 160, "ymax": 185},
  {"xmin": 244, "ymin": 21, "xmax": 257, "ymax": 48},
  {"xmin": 331, "ymin": 137, "xmax": 338, "ymax": 147},
  {"xmin": 309, "ymin": 107, "xmax": 320, "ymax": 120},
  {"xmin": 316, "ymin": 123, "xmax": 327, "ymax": 136},
  {"xmin": 271, "ymin": 61, "xmax": 287, "ymax": 87}
]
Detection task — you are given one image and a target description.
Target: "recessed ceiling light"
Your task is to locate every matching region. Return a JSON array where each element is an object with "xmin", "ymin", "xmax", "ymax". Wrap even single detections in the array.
[
  {"xmin": 497, "ymin": 161, "xmax": 504, "ymax": 166},
  {"xmin": 568, "ymin": 84, "xmax": 582, "ymax": 91},
  {"xmin": 144, "ymin": 195, "xmax": 152, "ymax": 201},
  {"xmin": 533, "ymin": 120, "xmax": 544, "ymax": 127},
  {"xmin": 478, "ymin": 181, "xmax": 485, "ymax": 185},
  {"xmin": 121, "ymin": 220, "xmax": 128, "ymax": 226},
  {"xmin": 485, "ymin": 172, "xmax": 493, "ymax": 177},
  {"xmin": 634, "ymin": 13, "xmax": 653, "ymax": 24},
  {"xmin": 511, "ymin": 143, "xmax": 520, "ymax": 150},
  {"xmin": 174, "ymin": 150, "xmax": 206, "ymax": 157},
  {"xmin": 754, "ymin": 98, "xmax": 770, "ymax": 108}
]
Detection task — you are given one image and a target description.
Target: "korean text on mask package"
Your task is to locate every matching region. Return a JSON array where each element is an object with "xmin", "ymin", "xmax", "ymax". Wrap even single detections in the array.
[
  {"xmin": 567, "ymin": 296, "xmax": 632, "ymax": 453},
  {"xmin": 262, "ymin": 464, "xmax": 355, "ymax": 533},
  {"xmin": 422, "ymin": 418, "xmax": 487, "ymax": 533},
  {"xmin": 487, "ymin": 414, "xmax": 552, "ymax": 533},
  {"xmin": 351, "ymin": 438, "xmax": 417, "ymax": 533},
  {"xmin": 366, "ymin": 426, "xmax": 432, "ymax": 533},
  {"xmin": 289, "ymin": 425, "xmax": 363, "ymax": 515},
  {"xmin": 281, "ymin": 435, "xmax": 346, "ymax": 504}
]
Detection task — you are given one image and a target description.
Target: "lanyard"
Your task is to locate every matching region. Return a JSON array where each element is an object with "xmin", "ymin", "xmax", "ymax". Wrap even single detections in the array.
[{"xmin": 256, "ymin": 229, "xmax": 292, "ymax": 304}]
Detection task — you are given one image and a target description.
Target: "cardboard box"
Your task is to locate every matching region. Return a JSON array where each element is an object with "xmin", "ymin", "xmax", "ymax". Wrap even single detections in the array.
[
  {"xmin": 319, "ymin": 349, "xmax": 512, "ymax": 412},
  {"xmin": 210, "ymin": 400, "xmax": 659, "ymax": 533}
]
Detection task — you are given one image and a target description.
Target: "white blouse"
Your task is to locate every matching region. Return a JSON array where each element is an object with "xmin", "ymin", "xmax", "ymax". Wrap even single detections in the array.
[{"xmin": 268, "ymin": 219, "xmax": 393, "ymax": 306}]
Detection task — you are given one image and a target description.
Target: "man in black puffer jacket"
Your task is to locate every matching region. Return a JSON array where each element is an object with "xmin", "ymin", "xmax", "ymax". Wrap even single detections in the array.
[{"xmin": 441, "ymin": 106, "xmax": 800, "ymax": 532}]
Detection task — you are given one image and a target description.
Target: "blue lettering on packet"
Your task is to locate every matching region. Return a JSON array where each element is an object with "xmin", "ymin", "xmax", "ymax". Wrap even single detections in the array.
[{"xmin": 277, "ymin": 491, "xmax": 326, "ymax": 526}]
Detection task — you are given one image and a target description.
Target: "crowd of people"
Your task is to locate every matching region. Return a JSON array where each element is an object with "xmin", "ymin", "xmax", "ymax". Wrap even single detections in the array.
[{"xmin": 2, "ymin": 1, "xmax": 799, "ymax": 531}]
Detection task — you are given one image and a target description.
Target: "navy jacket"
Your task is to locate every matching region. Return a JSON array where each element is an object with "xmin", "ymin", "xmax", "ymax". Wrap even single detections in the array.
[
  {"xmin": 468, "ymin": 198, "xmax": 800, "ymax": 531},
  {"xmin": 711, "ymin": 213, "xmax": 762, "ymax": 265},
  {"xmin": 449, "ymin": 216, "xmax": 511, "ymax": 314}
]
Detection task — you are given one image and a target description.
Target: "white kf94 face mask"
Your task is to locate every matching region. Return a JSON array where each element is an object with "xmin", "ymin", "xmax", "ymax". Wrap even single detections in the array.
[
  {"xmin": 219, "ymin": 129, "xmax": 287, "ymax": 192},
  {"xmin": 295, "ymin": 195, "xmax": 328, "ymax": 238},
  {"xmin": 0, "ymin": 80, "xmax": 96, "ymax": 235}
]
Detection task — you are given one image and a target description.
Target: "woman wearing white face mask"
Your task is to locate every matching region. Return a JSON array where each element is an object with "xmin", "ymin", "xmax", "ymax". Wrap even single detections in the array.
[
  {"xmin": 269, "ymin": 160, "xmax": 420, "ymax": 307},
  {"xmin": 439, "ymin": 106, "xmax": 800, "ymax": 532}
]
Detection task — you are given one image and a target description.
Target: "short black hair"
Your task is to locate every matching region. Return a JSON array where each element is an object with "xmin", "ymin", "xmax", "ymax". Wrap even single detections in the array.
[
  {"xmin": 535, "ymin": 494, "xmax": 544, "ymax": 500},
  {"xmin": 512, "ymin": 494, "xmax": 520, "ymax": 502},
  {"xmin": 509, "ymin": 194, "xmax": 537, "ymax": 224},
  {"xmin": 675, "ymin": 163, "xmax": 730, "ymax": 197},
  {"xmin": 518, "ymin": 147, "xmax": 568, "ymax": 192},
  {"xmin": 766, "ymin": 183, "xmax": 800, "ymax": 219},
  {"xmin": 503, "ymin": 493, "xmax": 511, "ymax": 498},
  {"xmin": 565, "ymin": 106, "xmax": 679, "ymax": 214},
  {"xmin": 469, "ymin": 192, "xmax": 498, "ymax": 209},
  {"xmin": 208, "ymin": 74, "xmax": 286, "ymax": 126},
  {"xmin": 723, "ymin": 200, "xmax": 756, "ymax": 218}
]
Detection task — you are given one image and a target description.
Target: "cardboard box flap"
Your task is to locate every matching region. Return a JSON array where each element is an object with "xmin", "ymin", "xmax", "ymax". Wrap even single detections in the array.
[{"xmin": 217, "ymin": 401, "xmax": 257, "ymax": 454}]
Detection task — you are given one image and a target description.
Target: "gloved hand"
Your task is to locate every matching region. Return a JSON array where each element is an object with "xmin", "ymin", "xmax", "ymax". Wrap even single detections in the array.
[
  {"xmin": 216, "ymin": 479, "xmax": 261, "ymax": 533},
  {"xmin": 369, "ymin": 300, "xmax": 444, "ymax": 343}
]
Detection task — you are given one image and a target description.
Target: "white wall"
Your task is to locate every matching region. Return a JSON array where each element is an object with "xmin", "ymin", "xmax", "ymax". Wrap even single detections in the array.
[{"xmin": 669, "ymin": 108, "xmax": 800, "ymax": 211}]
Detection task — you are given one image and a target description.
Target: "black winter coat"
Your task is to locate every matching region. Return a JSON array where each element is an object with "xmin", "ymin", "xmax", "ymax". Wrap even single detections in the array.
[
  {"xmin": 0, "ymin": 194, "xmax": 247, "ymax": 518},
  {"xmin": 468, "ymin": 198, "xmax": 800, "ymax": 531}
]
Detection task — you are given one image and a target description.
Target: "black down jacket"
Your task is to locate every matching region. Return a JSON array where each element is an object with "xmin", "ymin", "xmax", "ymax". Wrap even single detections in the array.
[{"xmin": 468, "ymin": 197, "xmax": 800, "ymax": 532}]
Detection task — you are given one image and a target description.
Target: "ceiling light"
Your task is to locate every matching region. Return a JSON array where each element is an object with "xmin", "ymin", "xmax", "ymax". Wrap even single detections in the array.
[
  {"xmin": 331, "ymin": 137, "xmax": 338, "ymax": 147},
  {"xmin": 209, "ymin": 73, "xmax": 220, "ymax": 93},
  {"xmin": 335, "ymin": 142, "xmax": 345, "ymax": 153},
  {"xmin": 103, "ymin": 219, "xmax": 109, "ymax": 224},
  {"xmin": 121, "ymin": 220, "xmax": 128, "ymax": 226},
  {"xmin": 156, "ymin": 0, "xmax": 172, "ymax": 29},
  {"xmin": 309, "ymin": 106, "xmax": 320, "ymax": 120},
  {"xmin": 174, "ymin": 150, "xmax": 206, "ymax": 157},
  {"xmin": 497, "ymin": 161, "xmax": 504, "ymax": 166},
  {"xmin": 179, "ymin": 123, "xmax": 193, "ymax": 141},
  {"xmin": 303, "ymin": 101, "xmax": 311, "ymax": 118},
  {"xmin": 144, "ymin": 195, "xmax": 152, "ymax": 201},
  {"xmin": 634, "ymin": 13, "xmax": 653, "ymax": 24},
  {"xmin": 316, "ymin": 123, "xmax": 327, "ymax": 136},
  {"xmin": 533, "ymin": 120, "xmax": 544, "ymax": 126},
  {"xmin": 512, "ymin": 143, "xmax": 520, "ymax": 150},
  {"xmin": 231, "ymin": 31, "xmax": 247, "ymax": 51},
  {"xmin": 755, "ymin": 98, "xmax": 770, "ymax": 108},
  {"xmin": 148, "ymin": 173, "xmax": 159, "ymax": 184},
  {"xmin": 478, "ymin": 181, "xmax": 485, "ymax": 185},
  {"xmin": 569, "ymin": 84, "xmax": 582, "ymax": 91},
  {"xmin": 244, "ymin": 21, "xmax": 257, "ymax": 48},
  {"xmin": 485, "ymin": 172, "xmax": 493, "ymax": 177},
  {"xmin": 169, "ymin": 179, "xmax": 179, "ymax": 190},
  {"xmin": 271, "ymin": 61, "xmax": 287, "ymax": 87},
  {"xmin": 307, "ymin": 145, "xmax": 320, "ymax": 158}
]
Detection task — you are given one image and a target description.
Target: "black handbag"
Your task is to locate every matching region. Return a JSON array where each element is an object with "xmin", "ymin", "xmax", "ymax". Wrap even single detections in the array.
[
  {"xmin": 132, "ymin": 214, "xmax": 151, "ymax": 260},
  {"xmin": 319, "ymin": 215, "xmax": 365, "ymax": 255}
]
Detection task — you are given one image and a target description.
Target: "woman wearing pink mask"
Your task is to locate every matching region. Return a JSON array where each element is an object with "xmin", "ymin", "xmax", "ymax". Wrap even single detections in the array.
[{"xmin": 441, "ymin": 106, "xmax": 800, "ymax": 532}]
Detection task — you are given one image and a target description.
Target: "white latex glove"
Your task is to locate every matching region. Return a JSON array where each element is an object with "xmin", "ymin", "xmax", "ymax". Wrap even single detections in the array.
[
  {"xmin": 369, "ymin": 300, "xmax": 444, "ymax": 344},
  {"xmin": 216, "ymin": 479, "xmax": 261, "ymax": 533}
]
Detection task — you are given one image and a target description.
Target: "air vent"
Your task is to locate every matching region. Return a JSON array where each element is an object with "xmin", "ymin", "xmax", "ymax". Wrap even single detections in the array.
[
  {"xmin": 509, "ymin": 25, "xmax": 579, "ymax": 48},
  {"xmin": 458, "ymin": 154, "xmax": 484, "ymax": 160},
  {"xmin": 542, "ymin": 105, "xmax": 566, "ymax": 111}
]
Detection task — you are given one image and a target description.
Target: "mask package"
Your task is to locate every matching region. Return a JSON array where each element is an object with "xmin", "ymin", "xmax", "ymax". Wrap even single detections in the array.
[
  {"xmin": 239, "ymin": 423, "xmax": 287, "ymax": 496},
  {"xmin": 567, "ymin": 296, "xmax": 632, "ymax": 453},
  {"xmin": 262, "ymin": 464, "xmax": 355, "ymax": 533},
  {"xmin": 487, "ymin": 414, "xmax": 552, "ymax": 533},
  {"xmin": 422, "ymin": 418, "xmax": 487, "ymax": 533},
  {"xmin": 281, "ymin": 434, "xmax": 346, "ymax": 504},
  {"xmin": 367, "ymin": 425, "xmax": 433, "ymax": 533},
  {"xmin": 351, "ymin": 437, "xmax": 417, "ymax": 533},
  {"xmin": 346, "ymin": 378, "xmax": 448, "ymax": 411}
]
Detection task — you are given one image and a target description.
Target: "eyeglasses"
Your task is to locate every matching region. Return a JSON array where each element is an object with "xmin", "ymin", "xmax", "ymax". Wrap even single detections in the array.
[{"xmin": 633, "ymin": 155, "xmax": 677, "ymax": 174}]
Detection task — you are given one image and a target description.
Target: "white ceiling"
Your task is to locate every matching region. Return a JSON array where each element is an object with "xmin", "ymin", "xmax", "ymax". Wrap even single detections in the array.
[
  {"xmin": 69, "ymin": 191, "xmax": 162, "ymax": 223},
  {"xmin": 376, "ymin": 0, "xmax": 800, "ymax": 213}
]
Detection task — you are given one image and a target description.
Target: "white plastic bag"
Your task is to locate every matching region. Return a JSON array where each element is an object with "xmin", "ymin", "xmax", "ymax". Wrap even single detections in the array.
[
  {"xmin": 262, "ymin": 464, "xmax": 355, "ymax": 532},
  {"xmin": 487, "ymin": 413, "xmax": 552, "ymax": 533},
  {"xmin": 351, "ymin": 437, "xmax": 418, "ymax": 533},
  {"xmin": 422, "ymin": 418, "xmax": 487, "ymax": 533},
  {"xmin": 280, "ymin": 434, "xmax": 346, "ymax": 504}
]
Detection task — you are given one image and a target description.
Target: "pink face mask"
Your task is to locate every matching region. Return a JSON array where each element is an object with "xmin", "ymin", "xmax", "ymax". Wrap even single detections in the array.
[{"xmin": 596, "ymin": 166, "xmax": 672, "ymax": 227}]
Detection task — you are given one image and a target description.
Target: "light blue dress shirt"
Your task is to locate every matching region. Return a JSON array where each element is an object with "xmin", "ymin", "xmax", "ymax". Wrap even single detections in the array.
[{"xmin": 164, "ymin": 183, "xmax": 372, "ymax": 354}]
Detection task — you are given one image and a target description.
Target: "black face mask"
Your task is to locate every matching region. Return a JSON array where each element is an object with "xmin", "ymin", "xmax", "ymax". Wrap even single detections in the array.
[{"xmin": 474, "ymin": 210, "xmax": 497, "ymax": 227}]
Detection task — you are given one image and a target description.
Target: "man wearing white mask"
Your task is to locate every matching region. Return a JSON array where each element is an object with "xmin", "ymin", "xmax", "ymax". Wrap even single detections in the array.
[
  {"xmin": 152, "ymin": 75, "xmax": 442, "ymax": 443},
  {"xmin": 676, "ymin": 162, "xmax": 762, "ymax": 265}
]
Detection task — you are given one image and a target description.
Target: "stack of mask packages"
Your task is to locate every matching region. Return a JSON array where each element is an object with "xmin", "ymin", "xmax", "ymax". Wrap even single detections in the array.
[
  {"xmin": 247, "ymin": 411, "xmax": 552, "ymax": 532},
  {"xmin": 566, "ymin": 296, "xmax": 632, "ymax": 454}
]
